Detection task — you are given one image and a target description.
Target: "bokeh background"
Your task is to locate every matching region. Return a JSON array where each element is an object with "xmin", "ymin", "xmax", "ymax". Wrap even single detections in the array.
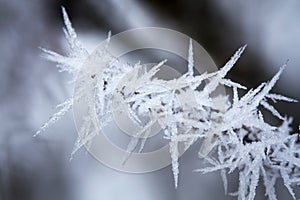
[{"xmin": 0, "ymin": 0, "xmax": 299, "ymax": 199}]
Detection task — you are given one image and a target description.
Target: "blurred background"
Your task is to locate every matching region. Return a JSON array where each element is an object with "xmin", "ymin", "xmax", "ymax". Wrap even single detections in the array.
[{"xmin": 0, "ymin": 0, "xmax": 299, "ymax": 199}]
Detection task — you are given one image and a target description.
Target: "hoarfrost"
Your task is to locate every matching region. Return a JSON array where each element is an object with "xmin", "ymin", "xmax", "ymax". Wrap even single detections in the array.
[{"xmin": 37, "ymin": 7, "xmax": 300, "ymax": 199}]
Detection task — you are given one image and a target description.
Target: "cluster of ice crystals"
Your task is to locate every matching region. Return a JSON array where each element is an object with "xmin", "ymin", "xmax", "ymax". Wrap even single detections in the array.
[
  {"xmin": 195, "ymin": 65, "xmax": 300, "ymax": 200},
  {"xmin": 37, "ymin": 7, "xmax": 300, "ymax": 199}
]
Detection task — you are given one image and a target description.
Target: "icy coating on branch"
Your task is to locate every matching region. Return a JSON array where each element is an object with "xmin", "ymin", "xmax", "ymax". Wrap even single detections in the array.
[{"xmin": 36, "ymin": 7, "xmax": 300, "ymax": 200}]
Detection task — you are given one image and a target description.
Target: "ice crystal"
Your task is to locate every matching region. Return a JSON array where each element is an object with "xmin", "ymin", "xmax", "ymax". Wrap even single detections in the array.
[
  {"xmin": 195, "ymin": 65, "xmax": 299, "ymax": 200},
  {"xmin": 37, "ymin": 7, "xmax": 300, "ymax": 199},
  {"xmin": 35, "ymin": 7, "xmax": 90, "ymax": 138}
]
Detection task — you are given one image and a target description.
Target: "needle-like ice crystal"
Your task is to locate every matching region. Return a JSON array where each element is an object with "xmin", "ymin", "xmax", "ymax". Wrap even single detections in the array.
[{"xmin": 37, "ymin": 7, "xmax": 300, "ymax": 200}]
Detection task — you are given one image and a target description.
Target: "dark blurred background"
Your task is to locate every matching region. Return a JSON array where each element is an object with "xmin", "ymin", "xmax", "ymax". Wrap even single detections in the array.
[{"xmin": 0, "ymin": 0, "xmax": 299, "ymax": 199}]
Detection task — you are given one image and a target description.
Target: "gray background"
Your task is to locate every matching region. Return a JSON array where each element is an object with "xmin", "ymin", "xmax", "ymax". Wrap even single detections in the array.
[{"xmin": 0, "ymin": 0, "xmax": 299, "ymax": 199}]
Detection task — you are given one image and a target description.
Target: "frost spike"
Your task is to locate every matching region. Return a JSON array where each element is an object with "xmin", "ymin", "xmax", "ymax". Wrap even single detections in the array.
[
  {"xmin": 251, "ymin": 64, "xmax": 286, "ymax": 107},
  {"xmin": 105, "ymin": 30, "xmax": 112, "ymax": 49},
  {"xmin": 266, "ymin": 93, "xmax": 298, "ymax": 103},
  {"xmin": 187, "ymin": 38, "xmax": 194, "ymax": 76},
  {"xmin": 219, "ymin": 45, "xmax": 247, "ymax": 78},
  {"xmin": 62, "ymin": 6, "xmax": 77, "ymax": 49},
  {"xmin": 34, "ymin": 98, "xmax": 73, "ymax": 137}
]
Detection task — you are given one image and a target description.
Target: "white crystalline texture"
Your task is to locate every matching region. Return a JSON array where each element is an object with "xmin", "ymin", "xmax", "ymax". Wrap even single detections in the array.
[
  {"xmin": 37, "ymin": 7, "xmax": 300, "ymax": 200},
  {"xmin": 196, "ymin": 64, "xmax": 299, "ymax": 200},
  {"xmin": 35, "ymin": 7, "xmax": 90, "ymax": 137},
  {"xmin": 34, "ymin": 98, "xmax": 73, "ymax": 137}
]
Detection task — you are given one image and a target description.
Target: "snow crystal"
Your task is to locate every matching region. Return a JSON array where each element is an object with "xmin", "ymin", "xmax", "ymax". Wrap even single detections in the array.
[{"xmin": 37, "ymin": 7, "xmax": 300, "ymax": 200}]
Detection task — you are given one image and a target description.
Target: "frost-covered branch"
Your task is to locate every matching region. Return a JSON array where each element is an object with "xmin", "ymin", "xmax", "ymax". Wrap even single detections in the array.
[{"xmin": 37, "ymin": 7, "xmax": 300, "ymax": 200}]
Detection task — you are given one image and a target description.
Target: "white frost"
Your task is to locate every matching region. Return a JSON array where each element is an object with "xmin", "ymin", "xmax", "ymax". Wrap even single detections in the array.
[{"xmin": 37, "ymin": 8, "xmax": 300, "ymax": 200}]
